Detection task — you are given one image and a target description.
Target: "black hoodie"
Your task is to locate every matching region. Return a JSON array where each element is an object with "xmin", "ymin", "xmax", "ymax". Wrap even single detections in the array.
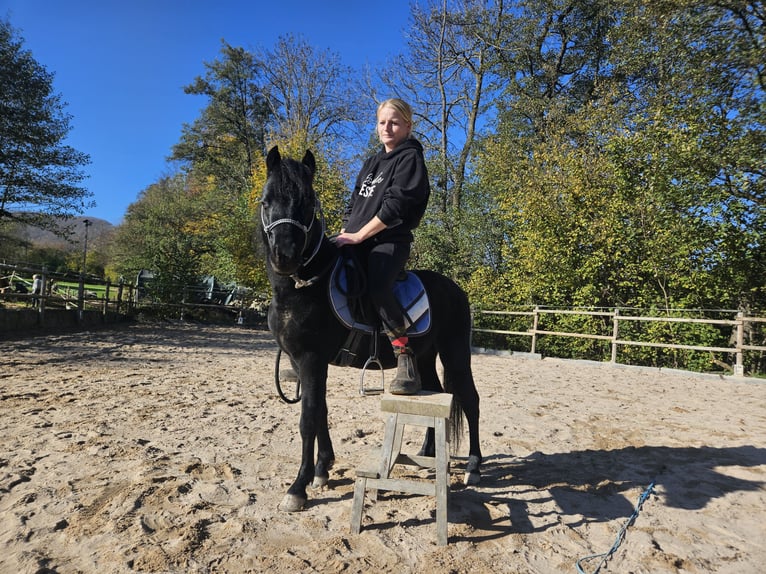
[{"xmin": 343, "ymin": 138, "xmax": 430, "ymax": 244}]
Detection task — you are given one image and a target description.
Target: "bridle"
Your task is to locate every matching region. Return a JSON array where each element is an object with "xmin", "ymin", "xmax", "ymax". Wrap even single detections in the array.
[{"xmin": 261, "ymin": 196, "xmax": 328, "ymax": 287}]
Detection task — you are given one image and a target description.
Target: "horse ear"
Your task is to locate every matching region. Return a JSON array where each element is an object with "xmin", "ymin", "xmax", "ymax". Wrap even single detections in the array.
[
  {"xmin": 266, "ymin": 146, "xmax": 281, "ymax": 174},
  {"xmin": 301, "ymin": 150, "xmax": 316, "ymax": 178}
]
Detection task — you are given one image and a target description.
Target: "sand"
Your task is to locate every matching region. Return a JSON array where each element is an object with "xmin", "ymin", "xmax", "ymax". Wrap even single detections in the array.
[{"xmin": 1, "ymin": 322, "xmax": 764, "ymax": 573}]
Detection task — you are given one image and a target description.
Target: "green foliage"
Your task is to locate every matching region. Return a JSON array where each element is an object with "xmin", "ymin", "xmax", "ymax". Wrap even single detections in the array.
[
  {"xmin": 0, "ymin": 19, "xmax": 92, "ymax": 228},
  {"xmin": 173, "ymin": 42, "xmax": 270, "ymax": 193},
  {"xmin": 470, "ymin": 0, "xmax": 765, "ymax": 320},
  {"xmin": 414, "ymin": 177, "xmax": 509, "ymax": 286},
  {"xmin": 110, "ymin": 174, "xmax": 211, "ymax": 301}
]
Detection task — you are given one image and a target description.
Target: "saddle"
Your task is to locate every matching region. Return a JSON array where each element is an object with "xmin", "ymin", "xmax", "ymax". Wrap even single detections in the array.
[{"xmin": 328, "ymin": 254, "xmax": 431, "ymax": 371}]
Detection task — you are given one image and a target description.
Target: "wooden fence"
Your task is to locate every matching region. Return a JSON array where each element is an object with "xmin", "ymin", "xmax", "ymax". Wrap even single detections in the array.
[
  {"xmin": 472, "ymin": 306, "xmax": 766, "ymax": 377},
  {"xmin": 1, "ymin": 264, "xmax": 263, "ymax": 331},
  {"xmin": 1, "ymin": 265, "xmax": 137, "ymax": 331},
  {"xmin": 5, "ymin": 263, "xmax": 764, "ymax": 376}
]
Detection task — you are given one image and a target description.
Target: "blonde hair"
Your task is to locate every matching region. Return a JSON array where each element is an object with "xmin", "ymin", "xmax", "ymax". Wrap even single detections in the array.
[{"xmin": 377, "ymin": 98, "xmax": 414, "ymax": 128}]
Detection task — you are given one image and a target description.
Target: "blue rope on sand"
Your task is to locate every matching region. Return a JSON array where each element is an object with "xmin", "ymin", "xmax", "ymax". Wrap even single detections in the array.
[{"xmin": 575, "ymin": 481, "xmax": 656, "ymax": 574}]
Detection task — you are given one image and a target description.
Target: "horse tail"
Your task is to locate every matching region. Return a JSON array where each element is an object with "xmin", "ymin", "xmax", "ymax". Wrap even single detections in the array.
[
  {"xmin": 437, "ymin": 276, "xmax": 474, "ymax": 454},
  {"xmin": 449, "ymin": 398, "xmax": 465, "ymax": 452},
  {"xmin": 418, "ymin": 268, "xmax": 477, "ymax": 457}
]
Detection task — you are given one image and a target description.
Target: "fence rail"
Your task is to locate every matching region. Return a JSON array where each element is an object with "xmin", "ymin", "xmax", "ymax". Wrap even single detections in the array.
[{"xmin": 472, "ymin": 306, "xmax": 766, "ymax": 377}]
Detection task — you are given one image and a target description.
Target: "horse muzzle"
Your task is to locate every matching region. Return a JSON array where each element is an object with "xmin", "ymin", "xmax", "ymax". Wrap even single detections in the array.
[
  {"xmin": 267, "ymin": 242, "xmax": 304, "ymax": 276},
  {"xmin": 269, "ymin": 254, "xmax": 302, "ymax": 276}
]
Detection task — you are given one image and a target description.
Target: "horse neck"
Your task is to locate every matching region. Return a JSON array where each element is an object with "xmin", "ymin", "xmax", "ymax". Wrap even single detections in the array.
[{"xmin": 295, "ymin": 232, "xmax": 339, "ymax": 285}]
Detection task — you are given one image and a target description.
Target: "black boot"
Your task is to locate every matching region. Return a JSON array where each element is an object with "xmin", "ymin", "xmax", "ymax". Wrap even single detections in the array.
[{"xmin": 390, "ymin": 346, "xmax": 421, "ymax": 395}]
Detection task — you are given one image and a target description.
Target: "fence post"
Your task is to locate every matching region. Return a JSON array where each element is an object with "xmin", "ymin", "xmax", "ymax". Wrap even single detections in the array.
[
  {"xmin": 77, "ymin": 272, "xmax": 85, "ymax": 323},
  {"xmin": 103, "ymin": 280, "xmax": 111, "ymax": 316},
  {"xmin": 128, "ymin": 283, "xmax": 135, "ymax": 312},
  {"xmin": 611, "ymin": 308, "xmax": 620, "ymax": 364},
  {"xmin": 38, "ymin": 267, "xmax": 47, "ymax": 325},
  {"xmin": 116, "ymin": 278, "xmax": 124, "ymax": 314},
  {"xmin": 531, "ymin": 306, "xmax": 539, "ymax": 354},
  {"xmin": 735, "ymin": 312, "xmax": 744, "ymax": 376}
]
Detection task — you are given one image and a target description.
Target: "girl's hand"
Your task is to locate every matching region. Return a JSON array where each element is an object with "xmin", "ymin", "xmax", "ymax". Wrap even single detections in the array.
[
  {"xmin": 334, "ymin": 232, "xmax": 361, "ymax": 246},
  {"xmin": 333, "ymin": 216, "xmax": 386, "ymax": 246}
]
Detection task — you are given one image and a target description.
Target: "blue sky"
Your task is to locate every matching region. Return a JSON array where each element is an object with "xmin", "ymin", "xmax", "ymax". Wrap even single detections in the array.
[{"xmin": 2, "ymin": 0, "xmax": 413, "ymax": 224}]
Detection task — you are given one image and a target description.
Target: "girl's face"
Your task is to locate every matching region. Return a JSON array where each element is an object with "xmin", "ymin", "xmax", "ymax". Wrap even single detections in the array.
[{"xmin": 377, "ymin": 105, "xmax": 411, "ymax": 152}]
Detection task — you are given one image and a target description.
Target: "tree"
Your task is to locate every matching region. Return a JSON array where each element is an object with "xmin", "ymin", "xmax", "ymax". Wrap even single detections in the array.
[
  {"xmin": 475, "ymin": 0, "xmax": 765, "ymax": 316},
  {"xmin": 173, "ymin": 41, "xmax": 271, "ymax": 197},
  {"xmin": 381, "ymin": 0, "xmax": 503, "ymax": 209},
  {"xmin": 606, "ymin": 0, "xmax": 765, "ymax": 311},
  {"xmin": 169, "ymin": 42, "xmax": 274, "ymax": 289},
  {"xmin": 110, "ymin": 174, "xmax": 212, "ymax": 300},
  {"xmin": 0, "ymin": 19, "xmax": 92, "ymax": 230},
  {"xmin": 254, "ymin": 34, "xmax": 366, "ymax": 230},
  {"xmin": 256, "ymin": 34, "xmax": 365, "ymax": 151},
  {"xmin": 115, "ymin": 38, "xmax": 360, "ymax": 291},
  {"xmin": 372, "ymin": 0, "xmax": 506, "ymax": 281}
]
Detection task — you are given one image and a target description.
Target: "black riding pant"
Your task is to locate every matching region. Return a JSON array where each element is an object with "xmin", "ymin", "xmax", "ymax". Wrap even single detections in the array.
[{"xmin": 357, "ymin": 241, "xmax": 410, "ymax": 340}]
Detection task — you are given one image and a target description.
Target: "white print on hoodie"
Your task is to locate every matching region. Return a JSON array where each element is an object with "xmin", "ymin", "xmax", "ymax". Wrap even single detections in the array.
[{"xmin": 359, "ymin": 172, "xmax": 385, "ymax": 198}]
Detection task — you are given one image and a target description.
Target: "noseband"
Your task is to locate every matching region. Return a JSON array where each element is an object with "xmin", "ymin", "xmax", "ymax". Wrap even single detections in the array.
[{"xmin": 261, "ymin": 197, "xmax": 327, "ymax": 284}]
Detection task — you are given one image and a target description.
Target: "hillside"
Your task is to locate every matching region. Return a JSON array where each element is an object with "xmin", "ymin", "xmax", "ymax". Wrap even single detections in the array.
[{"xmin": 13, "ymin": 216, "xmax": 114, "ymax": 250}]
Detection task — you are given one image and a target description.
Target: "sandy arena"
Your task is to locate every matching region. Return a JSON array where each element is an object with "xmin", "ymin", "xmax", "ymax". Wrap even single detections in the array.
[{"xmin": 1, "ymin": 322, "xmax": 764, "ymax": 573}]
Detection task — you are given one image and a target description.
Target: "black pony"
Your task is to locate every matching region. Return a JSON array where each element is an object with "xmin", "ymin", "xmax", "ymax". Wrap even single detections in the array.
[{"xmin": 260, "ymin": 146, "xmax": 482, "ymax": 512}]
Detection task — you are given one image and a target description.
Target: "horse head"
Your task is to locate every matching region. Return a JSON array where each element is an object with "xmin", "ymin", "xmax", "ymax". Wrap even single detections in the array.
[{"xmin": 261, "ymin": 146, "xmax": 322, "ymax": 276}]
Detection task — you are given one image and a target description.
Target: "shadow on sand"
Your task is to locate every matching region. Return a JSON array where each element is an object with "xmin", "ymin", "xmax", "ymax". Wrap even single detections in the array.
[{"xmin": 447, "ymin": 444, "xmax": 765, "ymax": 542}]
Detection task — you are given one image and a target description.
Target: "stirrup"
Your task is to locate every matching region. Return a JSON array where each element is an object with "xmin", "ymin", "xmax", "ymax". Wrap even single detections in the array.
[
  {"xmin": 359, "ymin": 332, "xmax": 384, "ymax": 396},
  {"xmin": 359, "ymin": 356, "xmax": 384, "ymax": 396}
]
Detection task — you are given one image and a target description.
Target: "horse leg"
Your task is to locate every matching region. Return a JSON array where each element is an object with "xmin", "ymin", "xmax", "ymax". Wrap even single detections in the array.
[
  {"xmin": 416, "ymin": 348, "xmax": 440, "ymax": 458},
  {"xmin": 279, "ymin": 362, "xmax": 331, "ymax": 511},
  {"xmin": 413, "ymin": 347, "xmax": 482, "ymax": 483},
  {"xmin": 414, "ymin": 346, "xmax": 483, "ymax": 486},
  {"xmin": 446, "ymin": 366, "xmax": 482, "ymax": 485},
  {"xmin": 417, "ymin": 379, "xmax": 482, "ymax": 486},
  {"xmin": 279, "ymin": 402, "xmax": 316, "ymax": 512},
  {"xmin": 312, "ymin": 394, "xmax": 335, "ymax": 489}
]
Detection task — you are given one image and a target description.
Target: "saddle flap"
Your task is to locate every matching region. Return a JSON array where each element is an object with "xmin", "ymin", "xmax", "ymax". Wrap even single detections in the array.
[{"xmin": 395, "ymin": 278, "xmax": 428, "ymax": 332}]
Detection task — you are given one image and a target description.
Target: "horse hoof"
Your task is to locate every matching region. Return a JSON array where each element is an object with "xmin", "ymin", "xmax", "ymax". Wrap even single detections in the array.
[
  {"xmin": 311, "ymin": 476, "xmax": 329, "ymax": 489},
  {"xmin": 278, "ymin": 494, "xmax": 306, "ymax": 512},
  {"xmin": 464, "ymin": 471, "xmax": 481, "ymax": 486}
]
